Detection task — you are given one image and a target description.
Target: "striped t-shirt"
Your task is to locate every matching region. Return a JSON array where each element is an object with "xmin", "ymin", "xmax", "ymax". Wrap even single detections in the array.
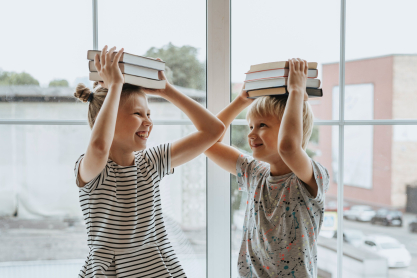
[{"xmin": 74, "ymin": 143, "xmax": 187, "ymax": 278}]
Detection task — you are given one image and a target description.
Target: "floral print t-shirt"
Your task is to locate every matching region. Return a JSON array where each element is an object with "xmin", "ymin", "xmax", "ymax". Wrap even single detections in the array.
[{"xmin": 236, "ymin": 153, "xmax": 329, "ymax": 278}]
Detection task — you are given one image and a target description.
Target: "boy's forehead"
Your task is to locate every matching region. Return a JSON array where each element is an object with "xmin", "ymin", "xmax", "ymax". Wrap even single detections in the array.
[{"xmin": 248, "ymin": 114, "xmax": 279, "ymax": 124}]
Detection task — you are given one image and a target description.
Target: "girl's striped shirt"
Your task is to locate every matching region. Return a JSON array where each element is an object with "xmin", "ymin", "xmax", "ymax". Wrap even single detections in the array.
[{"xmin": 74, "ymin": 143, "xmax": 187, "ymax": 278}]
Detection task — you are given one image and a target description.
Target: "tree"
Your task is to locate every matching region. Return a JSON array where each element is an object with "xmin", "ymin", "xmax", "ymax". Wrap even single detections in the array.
[
  {"xmin": 0, "ymin": 71, "xmax": 39, "ymax": 86},
  {"xmin": 49, "ymin": 79, "xmax": 69, "ymax": 87},
  {"xmin": 144, "ymin": 43, "xmax": 205, "ymax": 90}
]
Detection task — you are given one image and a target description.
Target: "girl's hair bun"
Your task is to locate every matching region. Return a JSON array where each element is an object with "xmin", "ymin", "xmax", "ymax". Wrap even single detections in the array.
[{"xmin": 74, "ymin": 83, "xmax": 92, "ymax": 103}]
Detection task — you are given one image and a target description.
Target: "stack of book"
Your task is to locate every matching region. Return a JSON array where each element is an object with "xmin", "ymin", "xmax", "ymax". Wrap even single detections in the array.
[
  {"xmin": 87, "ymin": 50, "xmax": 166, "ymax": 89},
  {"xmin": 244, "ymin": 61, "xmax": 323, "ymax": 99}
]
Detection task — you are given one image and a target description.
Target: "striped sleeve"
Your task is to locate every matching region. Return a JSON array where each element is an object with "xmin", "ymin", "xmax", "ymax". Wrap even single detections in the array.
[
  {"xmin": 74, "ymin": 154, "xmax": 109, "ymax": 194},
  {"xmin": 144, "ymin": 143, "xmax": 174, "ymax": 180}
]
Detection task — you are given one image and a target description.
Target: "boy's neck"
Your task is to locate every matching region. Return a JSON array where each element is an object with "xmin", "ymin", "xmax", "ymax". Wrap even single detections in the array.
[{"xmin": 266, "ymin": 157, "xmax": 293, "ymax": 177}]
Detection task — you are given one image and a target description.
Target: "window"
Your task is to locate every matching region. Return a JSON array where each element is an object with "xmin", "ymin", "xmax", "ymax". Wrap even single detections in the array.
[{"xmin": 1, "ymin": 1, "xmax": 417, "ymax": 278}]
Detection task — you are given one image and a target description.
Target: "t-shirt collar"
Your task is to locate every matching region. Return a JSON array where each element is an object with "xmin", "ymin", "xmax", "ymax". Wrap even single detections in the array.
[{"xmin": 266, "ymin": 171, "xmax": 293, "ymax": 183}]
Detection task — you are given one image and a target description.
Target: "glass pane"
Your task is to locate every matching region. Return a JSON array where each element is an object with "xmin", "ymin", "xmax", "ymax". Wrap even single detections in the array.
[
  {"xmin": 0, "ymin": 125, "xmax": 206, "ymax": 278},
  {"xmin": 0, "ymin": 0, "xmax": 93, "ymax": 120},
  {"xmin": 231, "ymin": 124, "xmax": 337, "ymax": 278},
  {"xmin": 343, "ymin": 0, "xmax": 417, "ymax": 120},
  {"xmin": 335, "ymin": 125, "xmax": 417, "ymax": 276},
  {"xmin": 232, "ymin": 0, "xmax": 340, "ymax": 121},
  {"xmin": 98, "ymin": 0, "xmax": 206, "ymax": 120}
]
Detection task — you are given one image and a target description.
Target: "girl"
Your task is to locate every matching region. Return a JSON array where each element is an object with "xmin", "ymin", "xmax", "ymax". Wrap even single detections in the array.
[{"xmin": 73, "ymin": 46, "xmax": 225, "ymax": 278}]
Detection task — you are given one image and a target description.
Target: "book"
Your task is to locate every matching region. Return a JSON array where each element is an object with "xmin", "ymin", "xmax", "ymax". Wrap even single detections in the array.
[
  {"xmin": 245, "ymin": 68, "xmax": 318, "ymax": 81},
  {"xmin": 249, "ymin": 61, "xmax": 318, "ymax": 72},
  {"xmin": 87, "ymin": 50, "xmax": 165, "ymax": 71},
  {"xmin": 244, "ymin": 77, "xmax": 321, "ymax": 91},
  {"xmin": 89, "ymin": 61, "xmax": 159, "ymax": 80},
  {"xmin": 89, "ymin": 72, "xmax": 166, "ymax": 89},
  {"xmin": 247, "ymin": 87, "xmax": 323, "ymax": 99}
]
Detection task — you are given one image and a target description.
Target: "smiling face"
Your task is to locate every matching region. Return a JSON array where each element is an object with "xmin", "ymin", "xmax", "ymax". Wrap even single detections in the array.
[
  {"xmin": 247, "ymin": 114, "xmax": 281, "ymax": 163},
  {"xmin": 113, "ymin": 93, "xmax": 153, "ymax": 152}
]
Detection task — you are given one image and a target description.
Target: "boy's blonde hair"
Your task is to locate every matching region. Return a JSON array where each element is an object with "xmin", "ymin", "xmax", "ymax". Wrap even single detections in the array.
[
  {"xmin": 74, "ymin": 81, "xmax": 147, "ymax": 129},
  {"xmin": 246, "ymin": 96, "xmax": 314, "ymax": 150}
]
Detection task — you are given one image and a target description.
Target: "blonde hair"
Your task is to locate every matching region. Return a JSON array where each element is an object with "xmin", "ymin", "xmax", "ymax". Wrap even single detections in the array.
[
  {"xmin": 74, "ymin": 82, "xmax": 147, "ymax": 129},
  {"xmin": 246, "ymin": 96, "xmax": 314, "ymax": 150}
]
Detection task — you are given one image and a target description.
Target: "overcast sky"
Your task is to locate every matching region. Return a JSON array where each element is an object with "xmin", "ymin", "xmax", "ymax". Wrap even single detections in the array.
[{"xmin": 1, "ymin": 0, "xmax": 417, "ymax": 86}]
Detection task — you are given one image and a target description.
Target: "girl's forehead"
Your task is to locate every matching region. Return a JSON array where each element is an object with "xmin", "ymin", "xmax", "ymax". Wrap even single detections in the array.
[{"xmin": 125, "ymin": 94, "xmax": 150, "ymax": 111}]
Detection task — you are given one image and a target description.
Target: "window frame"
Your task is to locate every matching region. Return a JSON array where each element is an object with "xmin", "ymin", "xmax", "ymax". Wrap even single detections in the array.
[{"xmin": 1, "ymin": 1, "xmax": 417, "ymax": 278}]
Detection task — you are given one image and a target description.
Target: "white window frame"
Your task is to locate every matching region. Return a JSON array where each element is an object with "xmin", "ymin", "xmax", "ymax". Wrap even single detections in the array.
[{"xmin": 1, "ymin": 1, "xmax": 417, "ymax": 278}]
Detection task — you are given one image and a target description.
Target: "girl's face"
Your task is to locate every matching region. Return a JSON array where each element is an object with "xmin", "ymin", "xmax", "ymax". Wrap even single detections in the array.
[
  {"xmin": 247, "ymin": 115, "xmax": 281, "ymax": 163},
  {"xmin": 113, "ymin": 93, "xmax": 153, "ymax": 152}
]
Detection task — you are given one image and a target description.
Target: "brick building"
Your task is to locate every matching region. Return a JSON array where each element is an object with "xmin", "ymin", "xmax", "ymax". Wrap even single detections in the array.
[{"xmin": 313, "ymin": 54, "xmax": 417, "ymax": 210}]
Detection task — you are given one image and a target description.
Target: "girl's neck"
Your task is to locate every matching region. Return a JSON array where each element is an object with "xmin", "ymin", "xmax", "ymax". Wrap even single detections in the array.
[{"xmin": 109, "ymin": 151, "xmax": 136, "ymax": 166}]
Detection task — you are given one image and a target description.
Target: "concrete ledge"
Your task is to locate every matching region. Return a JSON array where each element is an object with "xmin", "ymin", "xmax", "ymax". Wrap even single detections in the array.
[{"xmin": 317, "ymin": 236, "xmax": 388, "ymax": 278}]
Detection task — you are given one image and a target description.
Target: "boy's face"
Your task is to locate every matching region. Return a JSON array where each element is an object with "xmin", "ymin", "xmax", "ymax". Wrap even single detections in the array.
[
  {"xmin": 247, "ymin": 115, "xmax": 281, "ymax": 163},
  {"xmin": 113, "ymin": 93, "xmax": 153, "ymax": 152}
]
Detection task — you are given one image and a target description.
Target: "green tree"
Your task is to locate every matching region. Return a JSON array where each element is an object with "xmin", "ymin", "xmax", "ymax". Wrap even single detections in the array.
[
  {"xmin": 0, "ymin": 71, "xmax": 39, "ymax": 86},
  {"xmin": 49, "ymin": 79, "xmax": 69, "ymax": 87},
  {"xmin": 144, "ymin": 43, "xmax": 205, "ymax": 90}
]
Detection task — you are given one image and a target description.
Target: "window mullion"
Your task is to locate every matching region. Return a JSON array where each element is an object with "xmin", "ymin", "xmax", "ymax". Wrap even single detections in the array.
[
  {"xmin": 207, "ymin": 0, "xmax": 231, "ymax": 277},
  {"xmin": 337, "ymin": 0, "xmax": 346, "ymax": 277}
]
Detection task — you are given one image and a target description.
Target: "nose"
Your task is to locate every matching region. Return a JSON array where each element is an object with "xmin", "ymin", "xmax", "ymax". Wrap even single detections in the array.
[
  {"xmin": 248, "ymin": 129, "xmax": 257, "ymax": 140},
  {"xmin": 143, "ymin": 117, "xmax": 152, "ymax": 127}
]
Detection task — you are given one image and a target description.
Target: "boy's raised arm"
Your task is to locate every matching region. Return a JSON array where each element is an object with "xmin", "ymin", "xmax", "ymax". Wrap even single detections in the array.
[
  {"xmin": 204, "ymin": 89, "xmax": 254, "ymax": 176},
  {"xmin": 277, "ymin": 58, "xmax": 318, "ymax": 197}
]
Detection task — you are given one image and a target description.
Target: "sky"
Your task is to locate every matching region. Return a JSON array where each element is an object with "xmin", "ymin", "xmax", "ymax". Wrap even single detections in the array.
[{"xmin": 1, "ymin": 0, "xmax": 417, "ymax": 87}]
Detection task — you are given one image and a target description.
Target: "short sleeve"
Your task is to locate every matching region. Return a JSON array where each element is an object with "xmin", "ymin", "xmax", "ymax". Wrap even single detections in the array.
[
  {"xmin": 143, "ymin": 143, "xmax": 174, "ymax": 180},
  {"xmin": 300, "ymin": 159, "xmax": 330, "ymax": 204},
  {"xmin": 74, "ymin": 154, "xmax": 110, "ymax": 194},
  {"xmin": 236, "ymin": 153, "xmax": 265, "ymax": 192}
]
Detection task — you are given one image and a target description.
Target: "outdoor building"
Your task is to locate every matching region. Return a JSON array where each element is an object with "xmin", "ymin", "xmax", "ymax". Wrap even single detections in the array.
[{"xmin": 313, "ymin": 54, "xmax": 417, "ymax": 210}]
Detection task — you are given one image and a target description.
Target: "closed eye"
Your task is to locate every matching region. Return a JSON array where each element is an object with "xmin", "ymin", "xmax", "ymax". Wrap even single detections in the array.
[{"xmin": 134, "ymin": 112, "xmax": 151, "ymax": 117}]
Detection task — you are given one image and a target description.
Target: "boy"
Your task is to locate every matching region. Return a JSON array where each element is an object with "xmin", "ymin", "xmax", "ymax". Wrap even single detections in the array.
[{"xmin": 204, "ymin": 58, "xmax": 329, "ymax": 277}]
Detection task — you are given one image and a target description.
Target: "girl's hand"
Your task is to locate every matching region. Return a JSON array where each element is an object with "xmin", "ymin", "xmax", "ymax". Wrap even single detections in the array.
[
  {"xmin": 237, "ymin": 86, "xmax": 255, "ymax": 105},
  {"xmin": 141, "ymin": 58, "xmax": 171, "ymax": 97},
  {"xmin": 94, "ymin": 45, "xmax": 124, "ymax": 88},
  {"xmin": 288, "ymin": 58, "xmax": 309, "ymax": 101}
]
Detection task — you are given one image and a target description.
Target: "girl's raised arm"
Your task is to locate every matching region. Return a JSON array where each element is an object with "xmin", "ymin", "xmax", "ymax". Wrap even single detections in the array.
[
  {"xmin": 77, "ymin": 46, "xmax": 124, "ymax": 187},
  {"xmin": 143, "ymin": 70, "xmax": 225, "ymax": 169}
]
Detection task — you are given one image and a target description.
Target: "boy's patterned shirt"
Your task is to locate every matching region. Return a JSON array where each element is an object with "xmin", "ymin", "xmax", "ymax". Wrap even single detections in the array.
[{"xmin": 236, "ymin": 153, "xmax": 329, "ymax": 278}]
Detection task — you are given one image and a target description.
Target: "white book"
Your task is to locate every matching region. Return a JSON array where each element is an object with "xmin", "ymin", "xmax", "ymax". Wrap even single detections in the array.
[
  {"xmin": 244, "ymin": 77, "xmax": 321, "ymax": 91},
  {"xmin": 245, "ymin": 68, "xmax": 318, "ymax": 81},
  {"xmin": 89, "ymin": 72, "xmax": 166, "ymax": 89},
  {"xmin": 89, "ymin": 61, "xmax": 159, "ymax": 80},
  {"xmin": 87, "ymin": 50, "xmax": 165, "ymax": 71}
]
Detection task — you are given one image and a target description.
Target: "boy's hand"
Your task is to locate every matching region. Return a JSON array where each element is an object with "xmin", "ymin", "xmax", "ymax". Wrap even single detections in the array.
[
  {"xmin": 237, "ymin": 86, "xmax": 255, "ymax": 105},
  {"xmin": 141, "ymin": 58, "xmax": 171, "ymax": 97},
  {"xmin": 94, "ymin": 45, "xmax": 124, "ymax": 89},
  {"xmin": 288, "ymin": 58, "xmax": 309, "ymax": 101}
]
